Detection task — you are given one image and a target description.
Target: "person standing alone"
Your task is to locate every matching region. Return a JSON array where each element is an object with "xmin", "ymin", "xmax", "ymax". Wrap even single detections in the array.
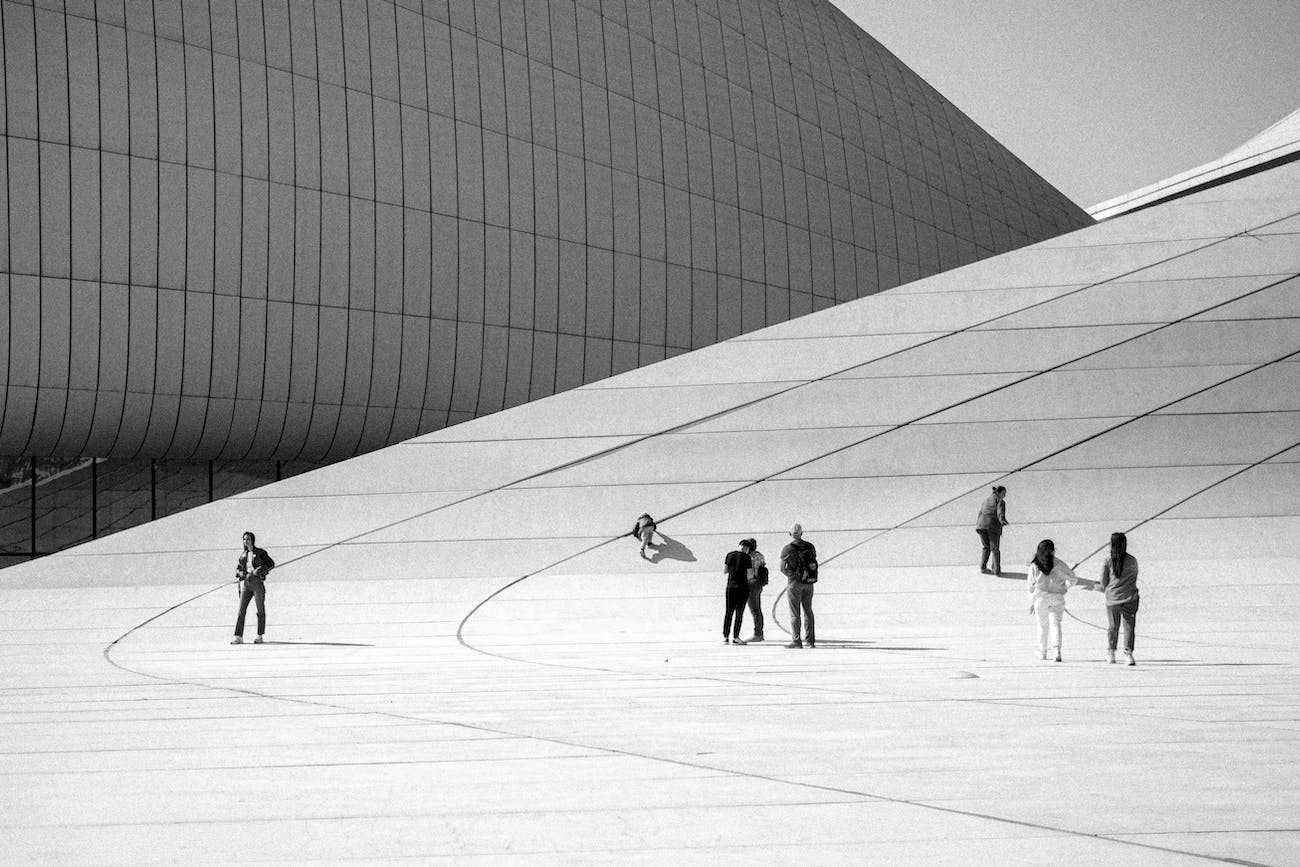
[
  {"xmin": 232, "ymin": 531, "xmax": 275, "ymax": 644},
  {"xmin": 976, "ymin": 485, "xmax": 1009, "ymax": 575},
  {"xmin": 722, "ymin": 540, "xmax": 752, "ymax": 645},
  {"xmin": 780, "ymin": 524, "xmax": 817, "ymax": 648}
]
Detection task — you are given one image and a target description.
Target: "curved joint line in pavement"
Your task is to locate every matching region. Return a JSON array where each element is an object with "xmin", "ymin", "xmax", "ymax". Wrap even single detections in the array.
[{"xmin": 97, "ymin": 216, "xmax": 1297, "ymax": 866}]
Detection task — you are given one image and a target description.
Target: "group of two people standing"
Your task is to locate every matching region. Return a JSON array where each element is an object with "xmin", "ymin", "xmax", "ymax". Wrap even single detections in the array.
[{"xmin": 722, "ymin": 524, "xmax": 818, "ymax": 648}]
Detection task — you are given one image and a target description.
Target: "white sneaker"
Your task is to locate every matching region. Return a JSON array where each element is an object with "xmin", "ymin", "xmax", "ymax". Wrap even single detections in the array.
[
  {"xmin": 230, "ymin": 637, "xmax": 243, "ymax": 645},
  {"xmin": 1125, "ymin": 652, "xmax": 1135, "ymax": 666},
  {"xmin": 731, "ymin": 637, "xmax": 747, "ymax": 646},
  {"xmin": 253, "ymin": 636, "xmax": 264, "ymax": 644},
  {"xmin": 1053, "ymin": 650, "xmax": 1062, "ymax": 663},
  {"xmin": 1106, "ymin": 650, "xmax": 1116, "ymax": 664}
]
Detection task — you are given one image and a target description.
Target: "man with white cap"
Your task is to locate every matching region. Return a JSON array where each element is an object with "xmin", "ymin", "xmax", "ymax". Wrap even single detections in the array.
[{"xmin": 780, "ymin": 523, "xmax": 817, "ymax": 648}]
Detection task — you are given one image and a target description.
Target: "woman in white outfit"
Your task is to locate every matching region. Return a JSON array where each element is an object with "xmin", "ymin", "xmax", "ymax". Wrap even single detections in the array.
[{"xmin": 1027, "ymin": 539, "xmax": 1078, "ymax": 662}]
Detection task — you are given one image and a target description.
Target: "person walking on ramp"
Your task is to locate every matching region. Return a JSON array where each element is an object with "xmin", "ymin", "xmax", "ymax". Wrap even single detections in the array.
[
  {"xmin": 781, "ymin": 523, "xmax": 818, "ymax": 648},
  {"xmin": 975, "ymin": 485, "xmax": 1008, "ymax": 575},
  {"xmin": 722, "ymin": 540, "xmax": 753, "ymax": 644},
  {"xmin": 1027, "ymin": 539, "xmax": 1077, "ymax": 662},
  {"xmin": 232, "ymin": 531, "xmax": 275, "ymax": 644},
  {"xmin": 632, "ymin": 513, "xmax": 658, "ymax": 559},
  {"xmin": 1099, "ymin": 531, "xmax": 1139, "ymax": 665}
]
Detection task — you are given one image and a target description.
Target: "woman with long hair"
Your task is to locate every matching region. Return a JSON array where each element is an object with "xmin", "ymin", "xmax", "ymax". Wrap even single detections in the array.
[
  {"xmin": 1027, "ymin": 539, "xmax": 1078, "ymax": 661},
  {"xmin": 1099, "ymin": 532, "xmax": 1139, "ymax": 665}
]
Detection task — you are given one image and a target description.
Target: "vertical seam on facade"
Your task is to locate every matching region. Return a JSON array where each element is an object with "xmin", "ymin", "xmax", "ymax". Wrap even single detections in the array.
[
  {"xmin": 383, "ymin": 0, "xmax": 408, "ymax": 446},
  {"xmin": 319, "ymin": 0, "xmax": 353, "ymax": 460},
  {"xmin": 297, "ymin": 2, "xmax": 325, "ymax": 463},
  {"xmin": 494, "ymin": 2, "xmax": 519, "ymax": 413},
  {"xmin": 141, "ymin": 0, "xmax": 163, "ymax": 459},
  {"xmin": 269, "ymin": 0, "xmax": 300, "ymax": 461},
  {"xmin": 211, "ymin": 0, "xmax": 246, "ymax": 461},
  {"xmin": 0, "ymin": 0, "xmax": 9, "ymax": 442},
  {"xmin": 59, "ymin": 1, "xmax": 78, "ymax": 455},
  {"xmin": 443, "ymin": 15, "xmax": 461, "ymax": 429},
  {"xmin": 596, "ymin": 5, "xmax": 615, "ymax": 379},
  {"xmin": 159, "ymin": 0, "xmax": 186, "ymax": 458},
  {"xmin": 356, "ymin": 0, "xmax": 381, "ymax": 456},
  {"xmin": 544, "ymin": 3, "xmax": 560, "ymax": 400},
  {"xmin": 249, "ymin": 0, "xmax": 274, "ymax": 462},
  {"xmin": 412, "ymin": 4, "xmax": 435, "ymax": 432},
  {"xmin": 20, "ymin": 1, "xmax": 45, "ymax": 455},
  {"xmin": 192, "ymin": 0, "xmax": 220, "ymax": 461}
]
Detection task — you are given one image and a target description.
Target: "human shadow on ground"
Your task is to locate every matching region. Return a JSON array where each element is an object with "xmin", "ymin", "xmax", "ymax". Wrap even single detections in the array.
[
  {"xmin": 259, "ymin": 641, "xmax": 374, "ymax": 647},
  {"xmin": 999, "ymin": 571, "xmax": 1100, "ymax": 591},
  {"xmin": 1136, "ymin": 660, "xmax": 1282, "ymax": 667},
  {"xmin": 810, "ymin": 639, "xmax": 946, "ymax": 651},
  {"xmin": 648, "ymin": 533, "xmax": 695, "ymax": 564}
]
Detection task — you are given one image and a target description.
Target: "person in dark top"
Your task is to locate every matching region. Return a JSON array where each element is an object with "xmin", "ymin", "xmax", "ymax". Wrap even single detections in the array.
[
  {"xmin": 232, "ymin": 530, "xmax": 275, "ymax": 644},
  {"xmin": 632, "ymin": 512, "xmax": 657, "ymax": 559},
  {"xmin": 780, "ymin": 523, "xmax": 817, "ymax": 648},
  {"xmin": 1099, "ymin": 531, "xmax": 1139, "ymax": 665},
  {"xmin": 722, "ymin": 540, "xmax": 753, "ymax": 645},
  {"xmin": 744, "ymin": 538, "xmax": 768, "ymax": 642},
  {"xmin": 975, "ymin": 485, "xmax": 1008, "ymax": 575}
]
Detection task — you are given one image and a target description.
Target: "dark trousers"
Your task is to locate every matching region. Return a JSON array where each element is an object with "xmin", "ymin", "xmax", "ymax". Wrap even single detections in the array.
[
  {"xmin": 235, "ymin": 577, "xmax": 266, "ymax": 637},
  {"xmin": 1107, "ymin": 597, "xmax": 1139, "ymax": 652},
  {"xmin": 723, "ymin": 584, "xmax": 749, "ymax": 639},
  {"xmin": 746, "ymin": 583, "xmax": 765, "ymax": 637},
  {"xmin": 977, "ymin": 528, "xmax": 1002, "ymax": 573},
  {"xmin": 787, "ymin": 581, "xmax": 815, "ymax": 644}
]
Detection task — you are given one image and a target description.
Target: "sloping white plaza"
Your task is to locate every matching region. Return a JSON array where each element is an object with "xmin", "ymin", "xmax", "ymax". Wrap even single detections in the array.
[{"xmin": 2, "ymin": 157, "xmax": 1299, "ymax": 864}]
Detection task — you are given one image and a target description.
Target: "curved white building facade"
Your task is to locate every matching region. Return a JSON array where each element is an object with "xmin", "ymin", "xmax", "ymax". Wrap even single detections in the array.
[{"xmin": 1, "ymin": 0, "xmax": 1090, "ymax": 465}]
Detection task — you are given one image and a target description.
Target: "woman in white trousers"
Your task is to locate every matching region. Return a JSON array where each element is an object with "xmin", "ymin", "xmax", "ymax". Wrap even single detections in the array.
[{"xmin": 1027, "ymin": 539, "xmax": 1078, "ymax": 661}]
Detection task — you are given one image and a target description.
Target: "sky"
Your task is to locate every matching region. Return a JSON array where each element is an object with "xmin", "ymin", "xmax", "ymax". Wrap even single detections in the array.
[{"xmin": 836, "ymin": 1, "xmax": 1300, "ymax": 208}]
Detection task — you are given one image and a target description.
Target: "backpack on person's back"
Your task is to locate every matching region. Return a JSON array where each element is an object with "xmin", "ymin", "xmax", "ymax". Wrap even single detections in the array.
[{"xmin": 782, "ymin": 546, "xmax": 818, "ymax": 584}]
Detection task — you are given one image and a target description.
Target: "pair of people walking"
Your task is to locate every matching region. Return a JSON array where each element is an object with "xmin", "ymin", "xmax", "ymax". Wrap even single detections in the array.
[
  {"xmin": 721, "ymin": 524, "xmax": 817, "ymax": 648},
  {"xmin": 1026, "ymin": 533, "xmax": 1139, "ymax": 664}
]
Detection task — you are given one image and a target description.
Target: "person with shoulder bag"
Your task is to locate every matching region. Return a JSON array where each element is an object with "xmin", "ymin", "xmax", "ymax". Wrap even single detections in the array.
[
  {"xmin": 780, "ymin": 523, "xmax": 817, "ymax": 648},
  {"xmin": 232, "ymin": 530, "xmax": 275, "ymax": 645},
  {"xmin": 744, "ymin": 538, "xmax": 768, "ymax": 642}
]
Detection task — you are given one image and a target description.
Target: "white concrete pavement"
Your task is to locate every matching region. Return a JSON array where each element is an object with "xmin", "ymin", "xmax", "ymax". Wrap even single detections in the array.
[{"xmin": 2, "ymin": 159, "xmax": 1299, "ymax": 864}]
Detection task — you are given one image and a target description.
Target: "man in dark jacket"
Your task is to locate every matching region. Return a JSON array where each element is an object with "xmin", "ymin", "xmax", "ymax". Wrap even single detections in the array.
[
  {"xmin": 780, "ymin": 523, "xmax": 817, "ymax": 648},
  {"xmin": 975, "ymin": 485, "xmax": 1008, "ymax": 576},
  {"xmin": 232, "ymin": 530, "xmax": 275, "ymax": 644}
]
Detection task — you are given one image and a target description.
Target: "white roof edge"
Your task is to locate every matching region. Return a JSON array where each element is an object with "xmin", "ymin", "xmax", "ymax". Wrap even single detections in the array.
[{"xmin": 1088, "ymin": 107, "xmax": 1300, "ymax": 221}]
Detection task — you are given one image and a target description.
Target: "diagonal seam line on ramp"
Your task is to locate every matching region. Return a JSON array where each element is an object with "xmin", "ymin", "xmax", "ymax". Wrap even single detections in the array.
[{"xmin": 97, "ymin": 215, "xmax": 1300, "ymax": 866}]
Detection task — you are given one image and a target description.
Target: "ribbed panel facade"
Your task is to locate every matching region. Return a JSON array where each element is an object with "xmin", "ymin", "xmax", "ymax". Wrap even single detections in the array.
[{"xmin": 0, "ymin": 0, "xmax": 1092, "ymax": 463}]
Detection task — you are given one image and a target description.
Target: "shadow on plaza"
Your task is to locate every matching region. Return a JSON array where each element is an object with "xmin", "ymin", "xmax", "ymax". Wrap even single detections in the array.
[
  {"xmin": 797, "ymin": 639, "xmax": 946, "ymax": 652},
  {"xmin": 649, "ymin": 533, "xmax": 695, "ymax": 564},
  {"xmin": 257, "ymin": 640, "xmax": 374, "ymax": 647}
]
